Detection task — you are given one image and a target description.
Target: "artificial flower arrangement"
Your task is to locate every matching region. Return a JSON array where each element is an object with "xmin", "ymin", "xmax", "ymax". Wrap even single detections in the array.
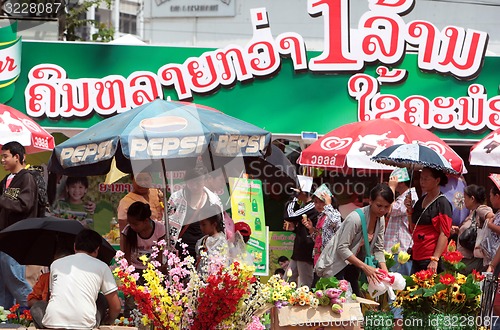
[
  {"xmin": 113, "ymin": 239, "xmax": 269, "ymax": 329},
  {"xmin": 0, "ymin": 304, "xmax": 33, "ymax": 327},
  {"xmin": 394, "ymin": 241, "xmax": 483, "ymax": 329},
  {"xmin": 262, "ymin": 273, "xmax": 351, "ymax": 314},
  {"xmin": 384, "ymin": 242, "xmax": 411, "ymax": 270},
  {"xmin": 361, "ymin": 242, "xmax": 409, "ymax": 307}
]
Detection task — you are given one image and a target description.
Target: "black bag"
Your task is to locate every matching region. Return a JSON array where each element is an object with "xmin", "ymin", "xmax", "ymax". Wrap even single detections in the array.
[
  {"xmin": 458, "ymin": 211, "xmax": 477, "ymax": 251},
  {"xmin": 26, "ymin": 165, "xmax": 49, "ymax": 217}
]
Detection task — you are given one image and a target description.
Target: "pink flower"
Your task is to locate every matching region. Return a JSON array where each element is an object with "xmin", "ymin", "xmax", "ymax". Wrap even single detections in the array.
[{"xmin": 339, "ymin": 280, "xmax": 349, "ymax": 292}]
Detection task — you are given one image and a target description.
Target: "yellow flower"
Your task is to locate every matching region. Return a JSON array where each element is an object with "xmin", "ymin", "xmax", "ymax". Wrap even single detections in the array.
[
  {"xmin": 451, "ymin": 284, "xmax": 460, "ymax": 293},
  {"xmin": 407, "ymin": 285, "xmax": 419, "ymax": 292},
  {"xmin": 391, "ymin": 243, "xmax": 401, "ymax": 254},
  {"xmin": 286, "ymin": 268, "xmax": 293, "ymax": 278},
  {"xmin": 456, "ymin": 273, "xmax": 467, "ymax": 285},
  {"xmin": 398, "ymin": 251, "xmax": 411, "ymax": 264},
  {"xmin": 453, "ymin": 292, "xmax": 467, "ymax": 303}
]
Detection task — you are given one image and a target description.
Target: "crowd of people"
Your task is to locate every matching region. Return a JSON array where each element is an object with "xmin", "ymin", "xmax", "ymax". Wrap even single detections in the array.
[
  {"xmin": 280, "ymin": 166, "xmax": 500, "ymax": 327},
  {"xmin": 3, "ymin": 139, "xmax": 500, "ymax": 328}
]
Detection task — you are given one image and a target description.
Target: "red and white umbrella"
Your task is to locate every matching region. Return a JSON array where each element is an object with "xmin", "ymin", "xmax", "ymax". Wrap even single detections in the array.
[
  {"xmin": 470, "ymin": 128, "xmax": 500, "ymax": 167},
  {"xmin": 298, "ymin": 118, "xmax": 466, "ymax": 174},
  {"xmin": 0, "ymin": 104, "xmax": 55, "ymax": 153}
]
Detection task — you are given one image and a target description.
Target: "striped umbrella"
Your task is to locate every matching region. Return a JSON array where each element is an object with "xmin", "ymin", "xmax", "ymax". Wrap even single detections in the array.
[{"xmin": 371, "ymin": 143, "xmax": 459, "ymax": 175}]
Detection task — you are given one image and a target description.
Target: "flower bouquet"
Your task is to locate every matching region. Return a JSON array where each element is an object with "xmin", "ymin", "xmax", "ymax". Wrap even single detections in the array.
[
  {"xmin": 113, "ymin": 239, "xmax": 269, "ymax": 329},
  {"xmin": 264, "ymin": 275, "xmax": 364, "ymax": 328},
  {"xmin": 394, "ymin": 241, "xmax": 483, "ymax": 330},
  {"xmin": 0, "ymin": 304, "xmax": 33, "ymax": 328}
]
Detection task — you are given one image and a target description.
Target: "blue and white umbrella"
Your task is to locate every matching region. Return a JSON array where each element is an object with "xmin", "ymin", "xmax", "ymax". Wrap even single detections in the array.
[{"xmin": 371, "ymin": 143, "xmax": 460, "ymax": 175}]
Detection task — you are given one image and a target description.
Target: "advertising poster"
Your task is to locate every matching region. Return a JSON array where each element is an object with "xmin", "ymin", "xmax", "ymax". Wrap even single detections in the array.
[
  {"xmin": 52, "ymin": 174, "xmax": 130, "ymax": 239},
  {"xmin": 263, "ymin": 231, "xmax": 295, "ymax": 282},
  {"xmin": 229, "ymin": 177, "xmax": 269, "ymax": 276}
]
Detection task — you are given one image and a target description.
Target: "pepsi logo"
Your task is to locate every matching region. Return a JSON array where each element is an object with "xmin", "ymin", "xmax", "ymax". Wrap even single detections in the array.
[{"xmin": 140, "ymin": 116, "xmax": 188, "ymax": 132}]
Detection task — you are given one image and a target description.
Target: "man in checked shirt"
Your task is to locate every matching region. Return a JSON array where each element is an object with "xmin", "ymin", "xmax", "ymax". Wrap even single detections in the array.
[
  {"xmin": 385, "ymin": 171, "xmax": 418, "ymax": 275},
  {"xmin": 385, "ymin": 171, "xmax": 419, "ymax": 330}
]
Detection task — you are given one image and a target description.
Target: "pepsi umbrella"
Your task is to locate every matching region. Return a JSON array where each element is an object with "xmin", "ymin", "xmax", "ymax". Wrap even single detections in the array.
[
  {"xmin": 0, "ymin": 217, "xmax": 116, "ymax": 266},
  {"xmin": 47, "ymin": 100, "xmax": 271, "ymax": 251},
  {"xmin": 370, "ymin": 143, "xmax": 460, "ymax": 175},
  {"xmin": 48, "ymin": 99, "xmax": 271, "ymax": 176}
]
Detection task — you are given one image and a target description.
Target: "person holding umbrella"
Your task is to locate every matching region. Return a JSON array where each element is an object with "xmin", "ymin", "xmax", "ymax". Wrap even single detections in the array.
[
  {"xmin": 0, "ymin": 141, "xmax": 38, "ymax": 310},
  {"xmin": 405, "ymin": 167, "xmax": 453, "ymax": 274}
]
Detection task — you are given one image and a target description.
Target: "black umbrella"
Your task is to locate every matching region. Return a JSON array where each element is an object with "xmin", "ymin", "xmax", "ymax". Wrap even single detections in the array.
[
  {"xmin": 0, "ymin": 217, "xmax": 116, "ymax": 266},
  {"xmin": 371, "ymin": 143, "xmax": 460, "ymax": 175}
]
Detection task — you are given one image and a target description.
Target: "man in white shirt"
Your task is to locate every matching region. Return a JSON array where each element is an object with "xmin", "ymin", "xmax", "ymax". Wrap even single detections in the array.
[{"xmin": 41, "ymin": 229, "xmax": 121, "ymax": 330}]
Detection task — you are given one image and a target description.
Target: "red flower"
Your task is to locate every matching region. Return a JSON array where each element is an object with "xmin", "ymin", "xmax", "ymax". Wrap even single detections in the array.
[
  {"xmin": 415, "ymin": 269, "xmax": 434, "ymax": 281},
  {"xmin": 439, "ymin": 273, "xmax": 455, "ymax": 285},
  {"xmin": 9, "ymin": 304, "xmax": 20, "ymax": 313},
  {"xmin": 442, "ymin": 250, "xmax": 463, "ymax": 264},
  {"xmin": 472, "ymin": 269, "xmax": 485, "ymax": 282}
]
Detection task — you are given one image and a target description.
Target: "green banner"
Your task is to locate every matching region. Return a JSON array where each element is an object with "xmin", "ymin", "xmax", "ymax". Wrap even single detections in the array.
[
  {"xmin": 3, "ymin": 40, "xmax": 500, "ymax": 139},
  {"xmin": 229, "ymin": 177, "xmax": 269, "ymax": 276}
]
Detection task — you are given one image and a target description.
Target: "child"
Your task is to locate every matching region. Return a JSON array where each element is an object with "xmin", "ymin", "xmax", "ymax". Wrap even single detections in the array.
[
  {"xmin": 195, "ymin": 206, "xmax": 228, "ymax": 274},
  {"xmin": 120, "ymin": 201, "xmax": 166, "ymax": 317},
  {"xmin": 52, "ymin": 176, "xmax": 94, "ymax": 228},
  {"xmin": 121, "ymin": 201, "xmax": 166, "ymax": 272},
  {"xmin": 234, "ymin": 221, "xmax": 252, "ymax": 243}
]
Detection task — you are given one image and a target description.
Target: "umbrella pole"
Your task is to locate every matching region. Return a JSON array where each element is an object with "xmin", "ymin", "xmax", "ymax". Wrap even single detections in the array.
[
  {"xmin": 409, "ymin": 164, "xmax": 415, "ymax": 188},
  {"xmin": 160, "ymin": 159, "xmax": 172, "ymax": 277}
]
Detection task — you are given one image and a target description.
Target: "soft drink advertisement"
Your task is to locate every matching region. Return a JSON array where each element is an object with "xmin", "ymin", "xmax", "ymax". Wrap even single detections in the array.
[{"xmin": 229, "ymin": 177, "xmax": 269, "ymax": 276}]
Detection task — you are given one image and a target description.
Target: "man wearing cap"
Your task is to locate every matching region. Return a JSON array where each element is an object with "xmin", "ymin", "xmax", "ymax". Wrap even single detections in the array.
[{"xmin": 283, "ymin": 183, "xmax": 319, "ymax": 288}]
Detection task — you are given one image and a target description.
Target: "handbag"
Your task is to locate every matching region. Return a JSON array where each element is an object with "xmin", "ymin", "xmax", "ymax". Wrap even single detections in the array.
[
  {"xmin": 480, "ymin": 218, "xmax": 500, "ymax": 262},
  {"xmin": 458, "ymin": 210, "xmax": 477, "ymax": 251},
  {"xmin": 314, "ymin": 232, "xmax": 337, "ymax": 278},
  {"xmin": 356, "ymin": 209, "xmax": 378, "ymax": 269}
]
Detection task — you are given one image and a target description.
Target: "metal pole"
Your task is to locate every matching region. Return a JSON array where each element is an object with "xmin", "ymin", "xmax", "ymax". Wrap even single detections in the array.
[
  {"xmin": 160, "ymin": 159, "xmax": 171, "ymax": 250},
  {"xmin": 137, "ymin": 0, "xmax": 144, "ymax": 40},
  {"xmin": 86, "ymin": 5, "xmax": 96, "ymax": 40},
  {"xmin": 113, "ymin": 0, "xmax": 120, "ymax": 39},
  {"xmin": 480, "ymin": 271, "xmax": 498, "ymax": 329}
]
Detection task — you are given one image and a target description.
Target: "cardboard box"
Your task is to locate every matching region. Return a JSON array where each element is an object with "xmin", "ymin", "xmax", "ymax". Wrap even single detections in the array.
[{"xmin": 271, "ymin": 303, "xmax": 363, "ymax": 330}]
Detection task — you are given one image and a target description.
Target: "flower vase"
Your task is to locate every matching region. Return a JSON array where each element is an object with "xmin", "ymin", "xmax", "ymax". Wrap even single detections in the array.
[{"xmin": 364, "ymin": 310, "xmax": 393, "ymax": 330}]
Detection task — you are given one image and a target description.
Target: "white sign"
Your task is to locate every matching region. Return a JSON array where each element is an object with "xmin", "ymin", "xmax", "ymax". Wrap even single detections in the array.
[{"xmin": 152, "ymin": 0, "xmax": 235, "ymax": 18}]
